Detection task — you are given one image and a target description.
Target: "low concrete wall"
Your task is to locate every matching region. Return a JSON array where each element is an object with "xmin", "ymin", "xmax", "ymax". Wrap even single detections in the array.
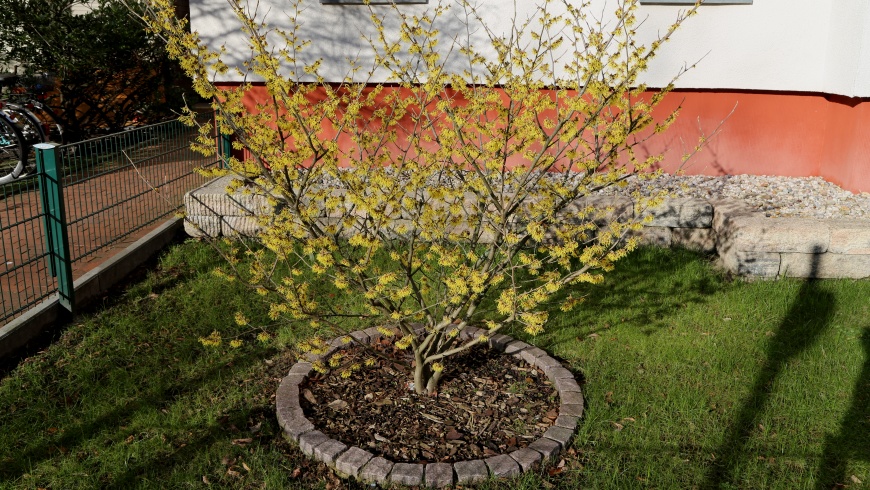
[{"xmin": 184, "ymin": 176, "xmax": 870, "ymax": 280}]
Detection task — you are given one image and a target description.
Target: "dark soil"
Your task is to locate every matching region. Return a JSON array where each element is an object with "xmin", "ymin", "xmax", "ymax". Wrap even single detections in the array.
[{"xmin": 300, "ymin": 339, "xmax": 560, "ymax": 464}]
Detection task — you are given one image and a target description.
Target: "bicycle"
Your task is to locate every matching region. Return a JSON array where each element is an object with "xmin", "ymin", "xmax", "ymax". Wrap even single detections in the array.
[
  {"xmin": 0, "ymin": 109, "xmax": 28, "ymax": 184},
  {"xmin": 0, "ymin": 73, "xmax": 65, "ymax": 184}
]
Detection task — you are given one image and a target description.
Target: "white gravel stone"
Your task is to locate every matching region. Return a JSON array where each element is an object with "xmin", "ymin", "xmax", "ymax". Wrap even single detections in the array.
[{"xmin": 595, "ymin": 174, "xmax": 870, "ymax": 220}]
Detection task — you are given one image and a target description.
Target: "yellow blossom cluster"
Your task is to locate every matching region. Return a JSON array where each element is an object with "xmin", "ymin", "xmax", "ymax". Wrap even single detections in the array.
[{"xmin": 141, "ymin": 0, "xmax": 700, "ymax": 394}]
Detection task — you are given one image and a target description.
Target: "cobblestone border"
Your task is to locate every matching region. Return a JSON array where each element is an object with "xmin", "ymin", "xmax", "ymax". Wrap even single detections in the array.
[{"xmin": 276, "ymin": 326, "xmax": 583, "ymax": 487}]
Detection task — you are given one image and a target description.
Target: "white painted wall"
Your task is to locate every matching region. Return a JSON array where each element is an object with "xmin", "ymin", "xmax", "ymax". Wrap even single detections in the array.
[{"xmin": 189, "ymin": 0, "xmax": 870, "ymax": 97}]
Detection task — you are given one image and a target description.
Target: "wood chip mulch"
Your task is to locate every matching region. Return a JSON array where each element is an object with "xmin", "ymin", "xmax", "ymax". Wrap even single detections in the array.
[{"xmin": 300, "ymin": 338, "xmax": 560, "ymax": 464}]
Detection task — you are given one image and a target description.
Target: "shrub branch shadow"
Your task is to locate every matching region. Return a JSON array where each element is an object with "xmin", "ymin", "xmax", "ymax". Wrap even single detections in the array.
[
  {"xmin": 815, "ymin": 327, "xmax": 870, "ymax": 489},
  {"xmin": 704, "ymin": 249, "xmax": 836, "ymax": 488}
]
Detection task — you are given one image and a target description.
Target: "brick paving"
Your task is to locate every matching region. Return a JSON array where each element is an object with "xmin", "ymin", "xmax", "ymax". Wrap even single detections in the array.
[{"xmin": 1, "ymin": 153, "xmax": 215, "ymax": 324}]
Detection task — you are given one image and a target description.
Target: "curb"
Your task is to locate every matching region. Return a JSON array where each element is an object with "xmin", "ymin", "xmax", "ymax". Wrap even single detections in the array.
[
  {"xmin": 0, "ymin": 218, "xmax": 182, "ymax": 357},
  {"xmin": 276, "ymin": 328, "xmax": 583, "ymax": 487}
]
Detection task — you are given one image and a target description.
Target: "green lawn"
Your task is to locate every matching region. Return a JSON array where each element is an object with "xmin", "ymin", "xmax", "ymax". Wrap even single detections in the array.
[{"xmin": 0, "ymin": 240, "xmax": 867, "ymax": 489}]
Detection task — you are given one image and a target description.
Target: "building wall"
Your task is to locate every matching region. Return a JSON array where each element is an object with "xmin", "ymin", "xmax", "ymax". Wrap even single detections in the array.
[{"xmin": 197, "ymin": 0, "xmax": 870, "ymax": 193}]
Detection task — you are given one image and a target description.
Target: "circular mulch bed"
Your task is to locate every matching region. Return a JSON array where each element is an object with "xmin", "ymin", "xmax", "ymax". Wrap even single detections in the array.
[{"xmin": 276, "ymin": 326, "xmax": 585, "ymax": 487}]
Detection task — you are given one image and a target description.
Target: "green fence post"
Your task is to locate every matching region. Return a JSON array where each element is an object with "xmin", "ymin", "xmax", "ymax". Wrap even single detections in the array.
[
  {"xmin": 36, "ymin": 143, "xmax": 74, "ymax": 313},
  {"xmin": 220, "ymin": 133, "xmax": 231, "ymax": 170}
]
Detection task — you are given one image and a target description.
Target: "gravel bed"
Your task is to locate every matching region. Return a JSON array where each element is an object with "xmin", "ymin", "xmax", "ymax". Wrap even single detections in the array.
[
  {"xmin": 595, "ymin": 174, "xmax": 870, "ymax": 220},
  {"xmin": 286, "ymin": 170, "xmax": 870, "ymax": 221}
]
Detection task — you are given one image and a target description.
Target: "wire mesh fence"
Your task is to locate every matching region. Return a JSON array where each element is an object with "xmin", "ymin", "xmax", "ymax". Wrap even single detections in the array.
[
  {"xmin": 0, "ymin": 175, "xmax": 55, "ymax": 322},
  {"xmin": 1, "ymin": 113, "xmax": 221, "ymax": 325}
]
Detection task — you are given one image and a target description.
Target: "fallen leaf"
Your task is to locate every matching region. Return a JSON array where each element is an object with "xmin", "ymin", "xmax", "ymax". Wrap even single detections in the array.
[
  {"xmin": 327, "ymin": 399, "xmax": 348, "ymax": 410},
  {"xmin": 242, "ymin": 462, "xmax": 251, "ymax": 472},
  {"xmin": 302, "ymin": 389, "xmax": 318, "ymax": 405},
  {"xmin": 446, "ymin": 428, "xmax": 463, "ymax": 440},
  {"xmin": 374, "ymin": 433, "xmax": 391, "ymax": 443},
  {"xmin": 202, "ymin": 475, "xmax": 210, "ymax": 484},
  {"xmin": 611, "ymin": 421, "xmax": 624, "ymax": 431},
  {"xmin": 226, "ymin": 469, "xmax": 241, "ymax": 478},
  {"xmin": 605, "ymin": 391, "xmax": 614, "ymax": 405},
  {"xmin": 232, "ymin": 438, "xmax": 253, "ymax": 446},
  {"xmin": 622, "ymin": 417, "xmax": 636, "ymax": 423},
  {"xmin": 850, "ymin": 475, "xmax": 862, "ymax": 484},
  {"xmin": 291, "ymin": 468, "xmax": 302, "ymax": 478}
]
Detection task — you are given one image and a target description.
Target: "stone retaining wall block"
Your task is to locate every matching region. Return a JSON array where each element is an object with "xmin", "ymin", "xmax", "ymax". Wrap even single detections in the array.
[
  {"xmin": 779, "ymin": 252, "xmax": 870, "ymax": 279},
  {"xmin": 828, "ymin": 220, "xmax": 870, "ymax": 254},
  {"xmin": 672, "ymin": 227, "xmax": 716, "ymax": 253},
  {"xmin": 718, "ymin": 250, "xmax": 781, "ymax": 278}
]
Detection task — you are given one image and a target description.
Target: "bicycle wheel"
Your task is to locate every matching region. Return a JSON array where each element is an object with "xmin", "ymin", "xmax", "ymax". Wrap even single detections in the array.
[
  {"xmin": 1, "ymin": 104, "xmax": 43, "ymax": 174},
  {"xmin": 0, "ymin": 113, "xmax": 27, "ymax": 184}
]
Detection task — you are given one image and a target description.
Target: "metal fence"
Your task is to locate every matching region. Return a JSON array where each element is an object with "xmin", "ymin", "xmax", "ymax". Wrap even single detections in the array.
[{"xmin": 1, "ymin": 114, "xmax": 222, "ymax": 325}]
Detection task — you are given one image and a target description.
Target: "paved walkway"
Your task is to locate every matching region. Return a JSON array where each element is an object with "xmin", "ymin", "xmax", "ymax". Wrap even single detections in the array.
[{"xmin": 1, "ymin": 155, "xmax": 212, "ymax": 324}]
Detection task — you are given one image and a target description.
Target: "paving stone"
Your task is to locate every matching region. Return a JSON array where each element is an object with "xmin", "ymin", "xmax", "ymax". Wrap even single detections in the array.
[
  {"xmin": 289, "ymin": 362, "xmax": 313, "ymax": 376},
  {"xmin": 504, "ymin": 340, "xmax": 530, "ymax": 355},
  {"xmin": 359, "ymin": 457, "xmax": 394, "ymax": 484},
  {"xmin": 780, "ymin": 252, "xmax": 870, "ymax": 279},
  {"xmin": 518, "ymin": 347, "xmax": 548, "ymax": 365},
  {"xmin": 312, "ymin": 438, "xmax": 347, "ymax": 465},
  {"xmin": 334, "ymin": 446, "xmax": 374, "ymax": 478},
  {"xmin": 560, "ymin": 403, "xmax": 584, "ymax": 417},
  {"xmin": 528, "ymin": 437, "xmax": 562, "ymax": 461},
  {"xmin": 281, "ymin": 415, "xmax": 314, "ymax": 442},
  {"xmin": 389, "ymin": 463, "xmax": 424, "ymax": 486},
  {"xmin": 488, "ymin": 334, "xmax": 514, "ymax": 351},
  {"xmin": 555, "ymin": 415, "xmax": 579, "ymax": 431},
  {"xmin": 509, "ymin": 448, "xmax": 542, "ymax": 472},
  {"xmin": 718, "ymin": 250, "xmax": 781, "ymax": 277},
  {"xmin": 559, "ymin": 390, "xmax": 584, "ymax": 406},
  {"xmin": 425, "ymin": 463, "xmax": 455, "ymax": 488},
  {"xmin": 543, "ymin": 426, "xmax": 575, "ymax": 449},
  {"xmin": 298, "ymin": 430, "xmax": 330, "ymax": 456},
  {"xmin": 485, "ymin": 454, "xmax": 521, "ymax": 478},
  {"xmin": 349, "ymin": 329, "xmax": 371, "ymax": 345},
  {"xmin": 454, "ymin": 459, "xmax": 489, "ymax": 485},
  {"xmin": 553, "ymin": 376, "xmax": 582, "ymax": 393},
  {"xmin": 536, "ymin": 356, "xmax": 564, "ymax": 378},
  {"xmin": 363, "ymin": 326, "xmax": 383, "ymax": 341},
  {"xmin": 459, "ymin": 326, "xmax": 484, "ymax": 341},
  {"xmin": 548, "ymin": 367, "xmax": 576, "ymax": 380}
]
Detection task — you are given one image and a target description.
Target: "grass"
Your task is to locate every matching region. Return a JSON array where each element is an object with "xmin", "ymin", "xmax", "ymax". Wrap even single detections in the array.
[{"xmin": 0, "ymin": 240, "xmax": 867, "ymax": 489}]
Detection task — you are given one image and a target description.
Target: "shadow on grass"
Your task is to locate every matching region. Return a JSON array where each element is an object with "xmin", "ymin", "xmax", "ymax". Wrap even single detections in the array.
[
  {"xmin": 0, "ymin": 345, "xmax": 264, "ymax": 484},
  {"xmin": 816, "ymin": 327, "xmax": 870, "ymax": 489},
  {"xmin": 525, "ymin": 247, "xmax": 726, "ymax": 351},
  {"xmin": 704, "ymin": 251, "xmax": 836, "ymax": 488}
]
